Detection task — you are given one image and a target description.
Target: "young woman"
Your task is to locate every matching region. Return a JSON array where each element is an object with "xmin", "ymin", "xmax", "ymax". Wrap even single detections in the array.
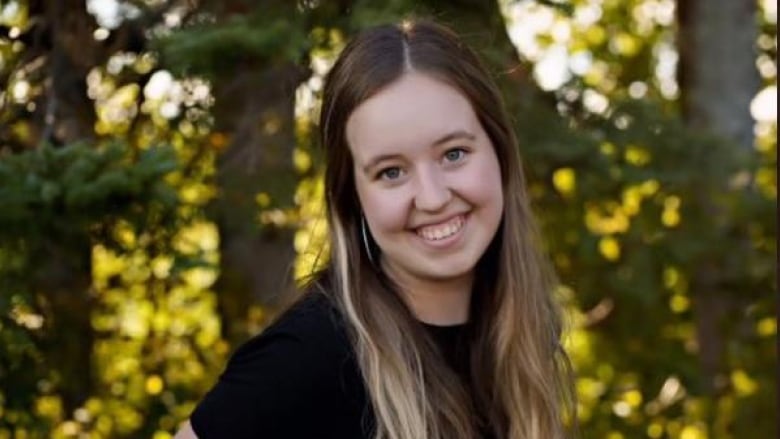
[{"xmin": 176, "ymin": 19, "xmax": 574, "ymax": 439}]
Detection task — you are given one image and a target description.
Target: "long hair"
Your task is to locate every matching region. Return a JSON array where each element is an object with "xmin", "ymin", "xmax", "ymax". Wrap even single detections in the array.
[{"xmin": 316, "ymin": 19, "xmax": 574, "ymax": 439}]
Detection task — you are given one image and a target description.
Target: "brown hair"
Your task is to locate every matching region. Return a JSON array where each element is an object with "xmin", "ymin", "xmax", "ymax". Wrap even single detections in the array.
[{"xmin": 316, "ymin": 19, "xmax": 573, "ymax": 439}]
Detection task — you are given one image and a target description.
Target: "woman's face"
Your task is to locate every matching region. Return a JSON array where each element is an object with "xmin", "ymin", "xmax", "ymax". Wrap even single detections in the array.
[{"xmin": 346, "ymin": 72, "xmax": 503, "ymax": 290}]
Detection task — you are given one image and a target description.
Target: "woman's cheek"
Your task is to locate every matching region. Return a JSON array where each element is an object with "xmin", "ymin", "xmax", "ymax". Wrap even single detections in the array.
[{"xmin": 361, "ymin": 188, "xmax": 411, "ymax": 234}]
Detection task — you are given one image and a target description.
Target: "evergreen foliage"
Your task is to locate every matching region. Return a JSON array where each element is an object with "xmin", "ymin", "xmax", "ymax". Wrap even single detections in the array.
[
  {"xmin": 156, "ymin": 9, "xmax": 309, "ymax": 79},
  {"xmin": 0, "ymin": 142, "xmax": 178, "ymax": 238}
]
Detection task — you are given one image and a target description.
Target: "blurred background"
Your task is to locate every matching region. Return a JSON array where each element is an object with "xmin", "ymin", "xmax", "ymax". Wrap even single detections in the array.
[{"xmin": 0, "ymin": 0, "xmax": 775, "ymax": 438}]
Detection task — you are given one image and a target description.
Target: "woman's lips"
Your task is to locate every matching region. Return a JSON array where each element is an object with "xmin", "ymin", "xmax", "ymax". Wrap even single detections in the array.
[{"xmin": 415, "ymin": 214, "xmax": 467, "ymax": 242}]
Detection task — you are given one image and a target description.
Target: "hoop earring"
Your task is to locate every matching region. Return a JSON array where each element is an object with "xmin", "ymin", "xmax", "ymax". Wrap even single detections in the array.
[{"xmin": 361, "ymin": 215, "xmax": 378, "ymax": 269}]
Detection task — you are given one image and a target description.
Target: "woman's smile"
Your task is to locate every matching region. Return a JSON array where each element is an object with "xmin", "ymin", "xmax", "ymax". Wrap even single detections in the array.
[{"xmin": 413, "ymin": 214, "xmax": 468, "ymax": 247}]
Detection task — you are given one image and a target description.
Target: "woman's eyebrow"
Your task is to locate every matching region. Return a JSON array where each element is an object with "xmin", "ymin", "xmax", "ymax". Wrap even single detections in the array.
[{"xmin": 431, "ymin": 129, "xmax": 476, "ymax": 146}]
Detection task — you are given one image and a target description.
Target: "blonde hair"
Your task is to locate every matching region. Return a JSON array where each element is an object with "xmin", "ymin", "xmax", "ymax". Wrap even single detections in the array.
[{"xmin": 316, "ymin": 19, "xmax": 574, "ymax": 439}]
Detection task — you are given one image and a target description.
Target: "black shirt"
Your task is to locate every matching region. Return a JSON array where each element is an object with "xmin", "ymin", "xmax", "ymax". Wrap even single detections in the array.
[{"xmin": 190, "ymin": 292, "xmax": 469, "ymax": 439}]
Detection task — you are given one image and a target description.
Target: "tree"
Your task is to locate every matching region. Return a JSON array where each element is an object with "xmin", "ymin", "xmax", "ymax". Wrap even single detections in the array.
[
  {"xmin": 159, "ymin": 0, "xmax": 308, "ymax": 345},
  {"xmin": 678, "ymin": 0, "xmax": 760, "ymax": 149},
  {"xmin": 677, "ymin": 0, "xmax": 761, "ymax": 389},
  {"xmin": 0, "ymin": 0, "xmax": 169, "ymax": 416},
  {"xmin": 1, "ymin": 1, "xmax": 220, "ymax": 436}
]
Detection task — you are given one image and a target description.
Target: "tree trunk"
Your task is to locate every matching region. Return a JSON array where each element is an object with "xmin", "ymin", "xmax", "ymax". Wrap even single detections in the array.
[
  {"xmin": 35, "ymin": 238, "xmax": 94, "ymax": 415},
  {"xmin": 677, "ymin": 0, "xmax": 760, "ymax": 149},
  {"xmin": 676, "ymin": 0, "xmax": 760, "ymax": 394},
  {"xmin": 11, "ymin": 0, "xmax": 102, "ymax": 415},
  {"xmin": 210, "ymin": 62, "xmax": 306, "ymax": 345},
  {"xmin": 205, "ymin": 0, "xmax": 309, "ymax": 346}
]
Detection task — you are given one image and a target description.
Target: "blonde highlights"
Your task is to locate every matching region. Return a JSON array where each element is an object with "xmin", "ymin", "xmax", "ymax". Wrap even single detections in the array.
[{"xmin": 318, "ymin": 20, "xmax": 574, "ymax": 439}]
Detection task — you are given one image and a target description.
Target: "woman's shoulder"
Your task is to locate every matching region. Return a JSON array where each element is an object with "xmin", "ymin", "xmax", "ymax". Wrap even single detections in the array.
[
  {"xmin": 190, "ymin": 291, "xmax": 369, "ymax": 439},
  {"xmin": 230, "ymin": 291, "xmax": 352, "ymax": 365}
]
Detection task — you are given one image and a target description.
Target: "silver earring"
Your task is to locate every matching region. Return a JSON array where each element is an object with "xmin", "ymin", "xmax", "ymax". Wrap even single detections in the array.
[{"xmin": 361, "ymin": 215, "xmax": 378, "ymax": 268}]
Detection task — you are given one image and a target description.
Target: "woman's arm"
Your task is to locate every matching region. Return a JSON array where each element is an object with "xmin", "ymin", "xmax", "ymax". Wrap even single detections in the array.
[{"xmin": 173, "ymin": 421, "xmax": 198, "ymax": 439}]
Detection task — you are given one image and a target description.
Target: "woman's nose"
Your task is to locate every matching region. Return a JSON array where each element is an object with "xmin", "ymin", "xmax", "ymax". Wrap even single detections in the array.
[{"xmin": 413, "ymin": 167, "xmax": 452, "ymax": 212}]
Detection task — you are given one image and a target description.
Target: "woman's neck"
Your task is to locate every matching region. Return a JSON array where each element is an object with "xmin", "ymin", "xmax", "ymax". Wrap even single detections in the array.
[{"xmin": 380, "ymin": 259, "xmax": 473, "ymax": 326}]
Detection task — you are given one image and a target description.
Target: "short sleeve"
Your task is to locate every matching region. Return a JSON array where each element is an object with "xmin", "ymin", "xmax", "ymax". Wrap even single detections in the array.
[{"xmin": 190, "ymin": 294, "xmax": 368, "ymax": 439}]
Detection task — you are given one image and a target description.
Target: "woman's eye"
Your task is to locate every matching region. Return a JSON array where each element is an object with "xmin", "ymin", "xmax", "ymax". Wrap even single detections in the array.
[
  {"xmin": 378, "ymin": 167, "xmax": 402, "ymax": 180},
  {"xmin": 444, "ymin": 148, "xmax": 466, "ymax": 163}
]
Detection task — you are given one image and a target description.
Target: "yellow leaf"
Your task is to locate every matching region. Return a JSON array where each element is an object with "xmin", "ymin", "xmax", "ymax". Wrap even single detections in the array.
[
  {"xmin": 621, "ymin": 186, "xmax": 642, "ymax": 215},
  {"xmin": 669, "ymin": 294, "xmax": 690, "ymax": 313},
  {"xmin": 662, "ymin": 196, "xmax": 682, "ymax": 227},
  {"xmin": 256, "ymin": 192, "xmax": 272, "ymax": 208},
  {"xmin": 756, "ymin": 317, "xmax": 776, "ymax": 336},
  {"xmin": 680, "ymin": 424, "xmax": 707, "ymax": 439},
  {"xmin": 552, "ymin": 167, "xmax": 576, "ymax": 196},
  {"xmin": 647, "ymin": 422, "xmax": 664, "ymax": 438},
  {"xmin": 625, "ymin": 144, "xmax": 651, "ymax": 166},
  {"xmin": 599, "ymin": 236, "xmax": 620, "ymax": 261},
  {"xmin": 293, "ymin": 148, "xmax": 312, "ymax": 173},
  {"xmin": 663, "ymin": 266, "xmax": 680, "ymax": 288},
  {"xmin": 145, "ymin": 375, "xmax": 164, "ymax": 395},
  {"xmin": 600, "ymin": 141, "xmax": 616, "ymax": 156},
  {"xmin": 731, "ymin": 369, "xmax": 757, "ymax": 396},
  {"xmin": 585, "ymin": 26, "xmax": 606, "ymax": 45},
  {"xmin": 662, "ymin": 209, "xmax": 680, "ymax": 227},
  {"xmin": 611, "ymin": 32, "xmax": 640, "ymax": 57},
  {"xmin": 623, "ymin": 389, "xmax": 643, "ymax": 407},
  {"xmin": 34, "ymin": 395, "xmax": 63, "ymax": 421},
  {"xmin": 640, "ymin": 179, "xmax": 660, "ymax": 196}
]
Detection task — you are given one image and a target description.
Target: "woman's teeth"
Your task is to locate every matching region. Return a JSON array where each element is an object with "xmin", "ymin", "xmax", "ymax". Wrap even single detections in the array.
[{"xmin": 417, "ymin": 216, "xmax": 465, "ymax": 241}]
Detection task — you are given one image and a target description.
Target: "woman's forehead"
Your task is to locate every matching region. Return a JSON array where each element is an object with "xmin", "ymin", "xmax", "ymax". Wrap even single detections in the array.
[{"xmin": 345, "ymin": 72, "xmax": 482, "ymax": 161}]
